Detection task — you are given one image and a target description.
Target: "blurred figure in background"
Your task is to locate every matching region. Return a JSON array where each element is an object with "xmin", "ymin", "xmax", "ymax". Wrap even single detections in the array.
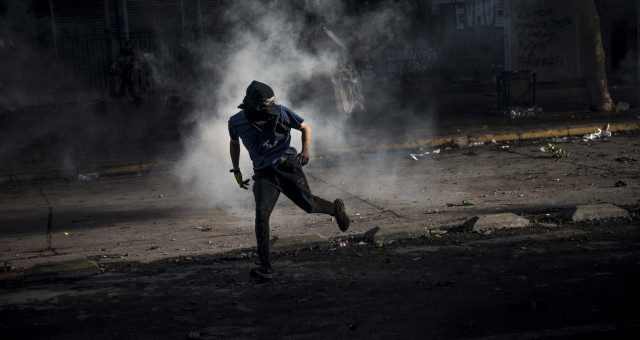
[{"xmin": 116, "ymin": 40, "xmax": 141, "ymax": 103}]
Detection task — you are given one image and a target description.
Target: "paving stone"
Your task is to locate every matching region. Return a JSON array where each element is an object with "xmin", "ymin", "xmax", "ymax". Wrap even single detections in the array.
[
  {"xmin": 463, "ymin": 213, "xmax": 531, "ymax": 231},
  {"xmin": 563, "ymin": 203, "xmax": 630, "ymax": 222},
  {"xmin": 23, "ymin": 260, "xmax": 101, "ymax": 282}
]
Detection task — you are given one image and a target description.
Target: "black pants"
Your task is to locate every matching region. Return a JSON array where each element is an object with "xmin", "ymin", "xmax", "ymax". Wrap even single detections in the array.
[{"xmin": 252, "ymin": 154, "xmax": 336, "ymax": 267}]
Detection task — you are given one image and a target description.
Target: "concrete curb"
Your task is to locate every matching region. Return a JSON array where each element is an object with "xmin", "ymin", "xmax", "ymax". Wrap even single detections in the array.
[
  {"xmin": 463, "ymin": 213, "xmax": 531, "ymax": 231},
  {"xmin": 362, "ymin": 224, "xmax": 430, "ymax": 244},
  {"xmin": 562, "ymin": 203, "xmax": 631, "ymax": 222},
  {"xmin": 23, "ymin": 260, "xmax": 101, "ymax": 283},
  {"xmin": 270, "ymin": 234, "xmax": 328, "ymax": 251},
  {"xmin": 269, "ymin": 203, "xmax": 631, "ymax": 253}
]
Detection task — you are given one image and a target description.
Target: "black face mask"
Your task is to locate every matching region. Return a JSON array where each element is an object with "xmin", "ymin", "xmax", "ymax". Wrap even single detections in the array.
[
  {"xmin": 238, "ymin": 81, "xmax": 290, "ymax": 141},
  {"xmin": 245, "ymin": 103, "xmax": 290, "ymax": 141}
]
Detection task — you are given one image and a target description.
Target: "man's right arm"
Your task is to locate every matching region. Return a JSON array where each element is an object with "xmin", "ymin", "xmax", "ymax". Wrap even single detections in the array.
[{"xmin": 230, "ymin": 138, "xmax": 241, "ymax": 170}]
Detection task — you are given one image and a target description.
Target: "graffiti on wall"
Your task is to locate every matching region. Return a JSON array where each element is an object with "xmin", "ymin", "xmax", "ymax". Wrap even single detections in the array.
[
  {"xmin": 386, "ymin": 47, "xmax": 438, "ymax": 78},
  {"xmin": 514, "ymin": 7, "xmax": 574, "ymax": 70},
  {"xmin": 456, "ymin": 0, "xmax": 501, "ymax": 29}
]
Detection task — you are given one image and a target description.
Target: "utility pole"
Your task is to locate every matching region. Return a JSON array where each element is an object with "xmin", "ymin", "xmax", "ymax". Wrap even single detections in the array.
[
  {"xmin": 180, "ymin": 0, "xmax": 186, "ymax": 42},
  {"xmin": 122, "ymin": 0, "xmax": 130, "ymax": 40},
  {"xmin": 49, "ymin": 0, "xmax": 59, "ymax": 65},
  {"xmin": 104, "ymin": 0, "xmax": 114, "ymax": 94},
  {"xmin": 503, "ymin": 0, "xmax": 511, "ymax": 71}
]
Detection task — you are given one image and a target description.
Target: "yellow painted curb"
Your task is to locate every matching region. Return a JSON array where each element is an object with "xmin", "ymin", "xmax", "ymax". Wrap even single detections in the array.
[
  {"xmin": 470, "ymin": 133, "xmax": 519, "ymax": 143},
  {"xmin": 567, "ymin": 125, "xmax": 604, "ymax": 136},
  {"xmin": 520, "ymin": 128, "xmax": 568, "ymax": 140},
  {"xmin": 614, "ymin": 122, "xmax": 640, "ymax": 131},
  {"xmin": 376, "ymin": 141, "xmax": 419, "ymax": 151}
]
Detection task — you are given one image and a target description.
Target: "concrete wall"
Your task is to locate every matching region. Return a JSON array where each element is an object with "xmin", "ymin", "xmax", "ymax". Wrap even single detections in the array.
[
  {"xmin": 509, "ymin": 0, "xmax": 582, "ymax": 82},
  {"xmin": 426, "ymin": 0, "xmax": 638, "ymax": 85},
  {"xmin": 428, "ymin": 0, "xmax": 506, "ymax": 85}
]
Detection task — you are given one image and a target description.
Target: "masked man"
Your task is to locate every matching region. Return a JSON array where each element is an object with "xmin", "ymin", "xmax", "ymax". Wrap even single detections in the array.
[{"xmin": 228, "ymin": 81, "xmax": 350, "ymax": 279}]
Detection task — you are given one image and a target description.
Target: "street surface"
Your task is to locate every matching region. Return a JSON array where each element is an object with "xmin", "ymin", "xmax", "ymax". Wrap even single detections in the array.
[
  {"xmin": 1, "ymin": 131, "xmax": 639, "ymax": 339},
  {"xmin": 1, "ymin": 132, "xmax": 638, "ymax": 270},
  {"xmin": 0, "ymin": 217, "xmax": 639, "ymax": 339}
]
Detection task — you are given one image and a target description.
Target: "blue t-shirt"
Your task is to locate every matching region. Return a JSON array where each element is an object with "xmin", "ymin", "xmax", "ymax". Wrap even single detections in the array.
[{"xmin": 228, "ymin": 104, "xmax": 304, "ymax": 170}]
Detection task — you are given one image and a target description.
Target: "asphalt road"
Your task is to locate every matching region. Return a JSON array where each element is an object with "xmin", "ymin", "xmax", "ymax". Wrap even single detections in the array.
[{"xmin": 0, "ymin": 216, "xmax": 639, "ymax": 339}]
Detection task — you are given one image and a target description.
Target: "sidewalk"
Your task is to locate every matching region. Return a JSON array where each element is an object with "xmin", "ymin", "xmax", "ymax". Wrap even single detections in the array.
[{"xmin": 0, "ymin": 83, "xmax": 639, "ymax": 184}]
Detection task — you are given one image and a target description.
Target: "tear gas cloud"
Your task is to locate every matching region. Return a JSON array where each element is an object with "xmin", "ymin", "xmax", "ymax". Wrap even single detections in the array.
[{"xmin": 177, "ymin": 0, "xmax": 435, "ymax": 211}]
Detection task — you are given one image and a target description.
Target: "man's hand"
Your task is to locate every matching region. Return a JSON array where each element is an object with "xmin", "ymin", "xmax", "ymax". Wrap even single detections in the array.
[
  {"xmin": 296, "ymin": 150, "xmax": 309, "ymax": 166},
  {"xmin": 231, "ymin": 169, "xmax": 250, "ymax": 189}
]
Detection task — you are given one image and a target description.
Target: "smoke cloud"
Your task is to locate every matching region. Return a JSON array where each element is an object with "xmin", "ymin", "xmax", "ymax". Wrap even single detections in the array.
[{"xmin": 176, "ymin": 0, "xmax": 432, "ymax": 212}]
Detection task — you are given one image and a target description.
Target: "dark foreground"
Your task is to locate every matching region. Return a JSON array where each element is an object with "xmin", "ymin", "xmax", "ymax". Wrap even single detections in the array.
[{"xmin": 1, "ymin": 215, "xmax": 640, "ymax": 340}]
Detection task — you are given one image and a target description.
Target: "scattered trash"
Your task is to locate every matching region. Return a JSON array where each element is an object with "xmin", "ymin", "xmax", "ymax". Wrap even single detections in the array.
[
  {"xmin": 1, "ymin": 261, "xmax": 15, "ymax": 273},
  {"xmin": 615, "ymin": 101, "xmax": 630, "ymax": 112},
  {"xmin": 410, "ymin": 148, "xmax": 439, "ymax": 160},
  {"xmin": 505, "ymin": 105, "xmax": 542, "ymax": 119},
  {"xmin": 552, "ymin": 137, "xmax": 570, "ymax": 143},
  {"xmin": 582, "ymin": 124, "xmax": 611, "ymax": 141},
  {"xmin": 452, "ymin": 138, "xmax": 468, "ymax": 148},
  {"xmin": 541, "ymin": 143, "xmax": 567, "ymax": 158},
  {"xmin": 194, "ymin": 226, "xmax": 212, "ymax": 232},
  {"xmin": 615, "ymin": 179, "xmax": 628, "ymax": 187},
  {"xmin": 447, "ymin": 201, "xmax": 475, "ymax": 207},
  {"xmin": 615, "ymin": 157, "xmax": 637, "ymax": 163},
  {"xmin": 78, "ymin": 173, "xmax": 99, "ymax": 181},
  {"xmin": 64, "ymin": 232, "xmax": 69, "ymax": 236}
]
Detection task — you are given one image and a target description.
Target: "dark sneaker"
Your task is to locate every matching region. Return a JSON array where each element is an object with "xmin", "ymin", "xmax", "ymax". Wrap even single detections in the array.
[
  {"xmin": 249, "ymin": 266, "xmax": 273, "ymax": 279},
  {"xmin": 334, "ymin": 199, "xmax": 350, "ymax": 232}
]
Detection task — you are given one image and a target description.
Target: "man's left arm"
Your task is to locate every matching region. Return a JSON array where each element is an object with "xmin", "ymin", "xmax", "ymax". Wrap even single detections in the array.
[{"xmin": 296, "ymin": 122, "xmax": 311, "ymax": 166}]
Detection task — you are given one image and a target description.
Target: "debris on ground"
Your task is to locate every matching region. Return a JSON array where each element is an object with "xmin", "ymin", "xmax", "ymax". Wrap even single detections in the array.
[
  {"xmin": 582, "ymin": 124, "xmax": 611, "ymax": 141},
  {"xmin": 552, "ymin": 136, "xmax": 570, "ymax": 143},
  {"xmin": 1, "ymin": 261, "xmax": 15, "ymax": 273},
  {"xmin": 615, "ymin": 156, "xmax": 637, "ymax": 163},
  {"xmin": 447, "ymin": 200, "xmax": 476, "ymax": 207},
  {"xmin": 540, "ymin": 143, "xmax": 567, "ymax": 158},
  {"xmin": 78, "ymin": 173, "xmax": 100, "ymax": 181},
  {"xmin": 505, "ymin": 105, "xmax": 542, "ymax": 119},
  {"xmin": 615, "ymin": 101, "xmax": 630, "ymax": 112},
  {"xmin": 615, "ymin": 179, "xmax": 628, "ymax": 187},
  {"xmin": 410, "ymin": 148, "xmax": 440, "ymax": 160}
]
